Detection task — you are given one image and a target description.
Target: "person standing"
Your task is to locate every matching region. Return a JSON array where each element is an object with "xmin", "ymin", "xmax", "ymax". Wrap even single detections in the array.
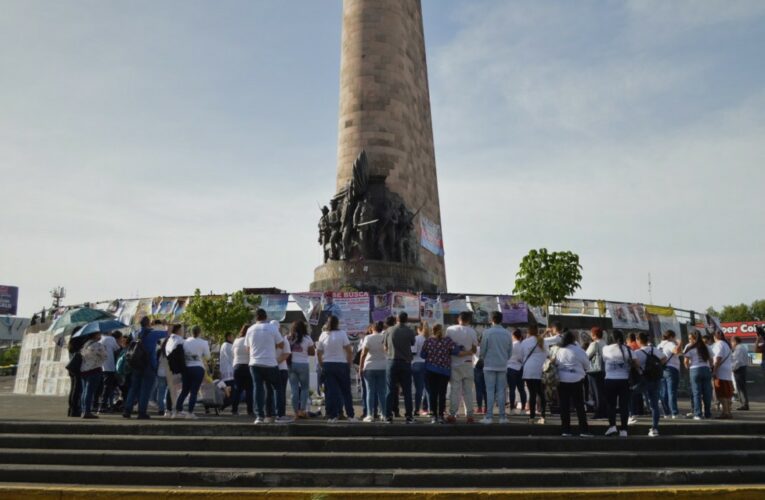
[
  {"xmin": 603, "ymin": 330, "xmax": 635, "ymax": 437},
  {"xmin": 520, "ymin": 324, "xmax": 548, "ymax": 424},
  {"xmin": 585, "ymin": 327, "xmax": 607, "ymax": 420},
  {"xmin": 554, "ymin": 330, "xmax": 591, "ymax": 437},
  {"xmin": 731, "ymin": 336, "xmax": 750, "ymax": 411},
  {"xmin": 164, "ymin": 324, "xmax": 185, "ymax": 418},
  {"xmin": 66, "ymin": 331, "xmax": 87, "ymax": 418},
  {"xmin": 360, "ymin": 321, "xmax": 387, "ymax": 422},
  {"xmin": 288, "ymin": 320, "xmax": 315, "ymax": 418},
  {"xmin": 316, "ymin": 315, "xmax": 356, "ymax": 423},
  {"xmin": 411, "ymin": 322, "xmax": 430, "ymax": 417},
  {"xmin": 506, "ymin": 329, "xmax": 527, "ymax": 415},
  {"xmin": 219, "ymin": 332, "xmax": 235, "ymax": 403},
  {"xmin": 421, "ymin": 324, "xmax": 459, "ymax": 424},
  {"xmin": 231, "ymin": 324, "xmax": 253, "ymax": 416},
  {"xmin": 445, "ymin": 311, "xmax": 478, "ymax": 423},
  {"xmin": 175, "ymin": 326, "xmax": 210, "ymax": 420},
  {"xmin": 97, "ymin": 331, "xmax": 121, "ymax": 413},
  {"xmin": 479, "ymin": 312, "xmax": 512, "ymax": 424},
  {"xmin": 246, "ymin": 309, "xmax": 284, "ymax": 424},
  {"xmin": 684, "ymin": 330, "xmax": 713, "ymax": 420},
  {"xmin": 384, "ymin": 312, "xmax": 417, "ymax": 423},
  {"xmin": 658, "ymin": 330, "xmax": 681, "ymax": 419},
  {"xmin": 544, "ymin": 321, "xmax": 564, "ymax": 355},
  {"xmin": 273, "ymin": 321, "xmax": 292, "ymax": 422},
  {"xmin": 123, "ymin": 317, "xmax": 166, "ymax": 420},
  {"xmin": 79, "ymin": 332, "xmax": 107, "ymax": 419},
  {"xmin": 634, "ymin": 332, "xmax": 666, "ymax": 437},
  {"xmin": 712, "ymin": 331, "xmax": 734, "ymax": 419}
]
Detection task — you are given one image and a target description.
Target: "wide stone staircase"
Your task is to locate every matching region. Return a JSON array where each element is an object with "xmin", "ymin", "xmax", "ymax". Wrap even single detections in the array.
[{"xmin": 0, "ymin": 419, "xmax": 764, "ymax": 488}]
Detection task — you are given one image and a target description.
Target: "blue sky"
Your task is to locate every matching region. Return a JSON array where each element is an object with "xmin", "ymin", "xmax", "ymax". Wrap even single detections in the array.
[{"xmin": 2, "ymin": 0, "xmax": 764, "ymax": 316}]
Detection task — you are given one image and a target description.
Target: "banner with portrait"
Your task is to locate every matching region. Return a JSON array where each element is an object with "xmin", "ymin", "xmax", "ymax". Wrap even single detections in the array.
[
  {"xmin": 323, "ymin": 292, "xmax": 370, "ymax": 339},
  {"xmin": 498, "ymin": 296, "xmax": 528, "ymax": 324},
  {"xmin": 420, "ymin": 216, "xmax": 445, "ymax": 256},
  {"xmin": 608, "ymin": 302, "xmax": 649, "ymax": 330},
  {"xmin": 292, "ymin": 292, "xmax": 323, "ymax": 326},
  {"xmin": 370, "ymin": 293, "xmax": 392, "ymax": 323},
  {"xmin": 390, "ymin": 292, "xmax": 420, "ymax": 321},
  {"xmin": 468, "ymin": 295, "xmax": 499, "ymax": 324},
  {"xmin": 645, "ymin": 305, "xmax": 681, "ymax": 339},
  {"xmin": 420, "ymin": 294, "xmax": 444, "ymax": 327},
  {"xmin": 118, "ymin": 299, "xmax": 139, "ymax": 326},
  {"xmin": 440, "ymin": 294, "xmax": 470, "ymax": 315},
  {"xmin": 530, "ymin": 306, "xmax": 548, "ymax": 326}
]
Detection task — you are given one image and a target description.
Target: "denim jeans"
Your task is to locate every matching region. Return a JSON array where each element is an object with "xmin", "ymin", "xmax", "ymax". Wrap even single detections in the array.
[
  {"xmin": 587, "ymin": 371, "xmax": 607, "ymax": 418},
  {"xmin": 690, "ymin": 366, "xmax": 713, "ymax": 418},
  {"xmin": 98, "ymin": 371, "xmax": 118, "ymax": 411},
  {"xmin": 474, "ymin": 365, "xmax": 487, "ymax": 410},
  {"xmin": 640, "ymin": 379, "xmax": 661, "ymax": 429},
  {"xmin": 80, "ymin": 371, "xmax": 101, "ymax": 415},
  {"xmin": 250, "ymin": 365, "xmax": 280, "ymax": 419},
  {"xmin": 155, "ymin": 375, "xmax": 168, "ymax": 413},
  {"xmin": 559, "ymin": 380, "xmax": 588, "ymax": 434},
  {"xmin": 124, "ymin": 368, "xmax": 157, "ymax": 417},
  {"xmin": 483, "ymin": 369, "xmax": 507, "ymax": 418},
  {"xmin": 288, "ymin": 362, "xmax": 311, "ymax": 413},
  {"xmin": 176, "ymin": 366, "xmax": 205, "ymax": 414},
  {"xmin": 506, "ymin": 367, "xmax": 526, "ymax": 409},
  {"xmin": 232, "ymin": 364, "xmax": 253, "ymax": 414},
  {"xmin": 660, "ymin": 366, "xmax": 679, "ymax": 416},
  {"xmin": 275, "ymin": 369, "xmax": 288, "ymax": 417},
  {"xmin": 386, "ymin": 359, "xmax": 413, "ymax": 419},
  {"xmin": 364, "ymin": 369, "xmax": 387, "ymax": 418},
  {"xmin": 734, "ymin": 367, "xmax": 749, "ymax": 406},
  {"xmin": 412, "ymin": 362, "xmax": 429, "ymax": 413},
  {"xmin": 323, "ymin": 362, "xmax": 355, "ymax": 419}
]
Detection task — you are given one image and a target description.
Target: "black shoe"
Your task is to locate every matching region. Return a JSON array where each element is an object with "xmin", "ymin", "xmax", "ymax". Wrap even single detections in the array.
[
  {"xmin": 122, "ymin": 413, "xmax": 131, "ymax": 419},
  {"xmin": 737, "ymin": 405, "xmax": 749, "ymax": 411},
  {"xmin": 384, "ymin": 418, "xmax": 393, "ymax": 424},
  {"xmin": 82, "ymin": 413, "xmax": 99, "ymax": 419},
  {"xmin": 136, "ymin": 414, "xmax": 151, "ymax": 420},
  {"xmin": 405, "ymin": 417, "xmax": 415, "ymax": 424}
]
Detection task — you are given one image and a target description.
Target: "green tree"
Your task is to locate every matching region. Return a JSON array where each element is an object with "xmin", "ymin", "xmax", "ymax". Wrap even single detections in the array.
[
  {"xmin": 180, "ymin": 289, "xmax": 258, "ymax": 344},
  {"xmin": 513, "ymin": 248, "xmax": 583, "ymax": 312},
  {"xmin": 718, "ymin": 303, "xmax": 753, "ymax": 323},
  {"xmin": 750, "ymin": 300, "xmax": 765, "ymax": 320}
]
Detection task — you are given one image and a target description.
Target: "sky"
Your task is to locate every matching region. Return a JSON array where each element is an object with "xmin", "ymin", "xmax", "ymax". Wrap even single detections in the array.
[{"xmin": 2, "ymin": 0, "xmax": 764, "ymax": 317}]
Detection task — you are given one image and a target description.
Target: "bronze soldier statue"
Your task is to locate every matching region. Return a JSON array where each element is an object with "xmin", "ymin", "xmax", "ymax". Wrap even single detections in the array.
[
  {"xmin": 328, "ymin": 198, "xmax": 342, "ymax": 261},
  {"xmin": 318, "ymin": 205, "xmax": 331, "ymax": 263},
  {"xmin": 353, "ymin": 196, "xmax": 377, "ymax": 258}
]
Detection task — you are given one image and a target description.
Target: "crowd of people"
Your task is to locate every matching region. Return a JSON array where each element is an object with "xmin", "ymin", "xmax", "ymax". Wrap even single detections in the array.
[{"xmin": 64, "ymin": 309, "xmax": 756, "ymax": 438}]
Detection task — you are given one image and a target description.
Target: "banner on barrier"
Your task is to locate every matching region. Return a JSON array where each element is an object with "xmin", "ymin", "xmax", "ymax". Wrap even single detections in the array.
[
  {"xmin": 420, "ymin": 294, "xmax": 444, "ymax": 327},
  {"xmin": 608, "ymin": 302, "xmax": 649, "ymax": 330},
  {"xmin": 292, "ymin": 292, "xmax": 322, "ymax": 325},
  {"xmin": 499, "ymin": 296, "xmax": 528, "ymax": 324}
]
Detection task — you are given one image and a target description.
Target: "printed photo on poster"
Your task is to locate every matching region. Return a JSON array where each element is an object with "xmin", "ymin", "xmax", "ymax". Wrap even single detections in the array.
[
  {"xmin": 468, "ymin": 295, "xmax": 499, "ymax": 324},
  {"xmin": 420, "ymin": 216, "xmax": 445, "ymax": 257},
  {"xmin": 440, "ymin": 294, "xmax": 470, "ymax": 315},
  {"xmin": 420, "ymin": 294, "xmax": 444, "ymax": 326},
  {"xmin": 329, "ymin": 292, "xmax": 370, "ymax": 339},
  {"xmin": 391, "ymin": 292, "xmax": 420, "ymax": 321},
  {"xmin": 371, "ymin": 293, "xmax": 392, "ymax": 323},
  {"xmin": 0, "ymin": 285, "xmax": 19, "ymax": 315},
  {"xmin": 608, "ymin": 302, "xmax": 649, "ymax": 330},
  {"xmin": 498, "ymin": 296, "xmax": 528, "ymax": 324}
]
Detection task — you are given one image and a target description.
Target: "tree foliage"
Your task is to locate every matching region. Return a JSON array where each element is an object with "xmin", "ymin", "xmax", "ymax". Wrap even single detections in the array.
[
  {"xmin": 180, "ymin": 289, "xmax": 258, "ymax": 344},
  {"xmin": 513, "ymin": 248, "xmax": 583, "ymax": 309},
  {"xmin": 706, "ymin": 300, "xmax": 765, "ymax": 323}
]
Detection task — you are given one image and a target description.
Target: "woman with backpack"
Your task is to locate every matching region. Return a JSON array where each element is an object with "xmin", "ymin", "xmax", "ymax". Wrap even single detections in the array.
[
  {"xmin": 175, "ymin": 326, "xmax": 210, "ymax": 419},
  {"xmin": 684, "ymin": 330, "xmax": 713, "ymax": 419},
  {"xmin": 658, "ymin": 330, "xmax": 682, "ymax": 419},
  {"xmin": 288, "ymin": 320, "xmax": 315, "ymax": 419},
  {"xmin": 634, "ymin": 332, "xmax": 666, "ymax": 437},
  {"xmin": 553, "ymin": 330, "xmax": 591, "ymax": 437},
  {"xmin": 602, "ymin": 329, "xmax": 636, "ymax": 437},
  {"xmin": 520, "ymin": 325, "xmax": 548, "ymax": 424}
]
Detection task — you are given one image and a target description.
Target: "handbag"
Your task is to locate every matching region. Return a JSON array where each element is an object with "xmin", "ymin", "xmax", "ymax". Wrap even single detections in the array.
[
  {"xmin": 65, "ymin": 352, "xmax": 82, "ymax": 375},
  {"xmin": 620, "ymin": 345, "xmax": 641, "ymax": 390}
]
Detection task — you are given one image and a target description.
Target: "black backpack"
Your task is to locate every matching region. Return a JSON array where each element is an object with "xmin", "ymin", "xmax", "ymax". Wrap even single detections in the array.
[
  {"xmin": 642, "ymin": 346, "xmax": 663, "ymax": 382},
  {"xmin": 167, "ymin": 343, "xmax": 186, "ymax": 374},
  {"xmin": 126, "ymin": 332, "xmax": 150, "ymax": 372}
]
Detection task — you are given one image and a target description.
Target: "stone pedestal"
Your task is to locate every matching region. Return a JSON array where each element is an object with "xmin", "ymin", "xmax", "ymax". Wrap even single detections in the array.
[{"xmin": 310, "ymin": 260, "xmax": 439, "ymax": 294}]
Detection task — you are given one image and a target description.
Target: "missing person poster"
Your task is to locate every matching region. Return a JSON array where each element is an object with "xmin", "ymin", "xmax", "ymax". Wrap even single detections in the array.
[
  {"xmin": 292, "ymin": 292, "xmax": 322, "ymax": 325},
  {"xmin": 371, "ymin": 293, "xmax": 392, "ymax": 323},
  {"xmin": 391, "ymin": 292, "xmax": 420, "ymax": 321},
  {"xmin": 468, "ymin": 295, "xmax": 499, "ymax": 324},
  {"xmin": 420, "ymin": 294, "xmax": 444, "ymax": 327},
  {"xmin": 327, "ymin": 292, "xmax": 370, "ymax": 339},
  {"xmin": 498, "ymin": 296, "xmax": 528, "ymax": 324},
  {"xmin": 608, "ymin": 302, "xmax": 649, "ymax": 330}
]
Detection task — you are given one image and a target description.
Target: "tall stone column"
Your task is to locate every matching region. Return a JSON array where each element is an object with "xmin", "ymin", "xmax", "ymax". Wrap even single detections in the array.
[{"xmin": 311, "ymin": 0, "xmax": 447, "ymax": 293}]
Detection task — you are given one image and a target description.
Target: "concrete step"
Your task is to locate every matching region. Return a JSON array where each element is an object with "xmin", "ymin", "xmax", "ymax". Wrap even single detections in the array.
[
  {"xmin": 1, "ymin": 448, "xmax": 763, "ymax": 470},
  {"xmin": 1, "ymin": 463, "xmax": 764, "ymax": 488},
  {"xmin": 1, "ymin": 419, "xmax": 763, "ymax": 437},
  {"xmin": 2, "ymin": 433, "xmax": 763, "ymax": 453}
]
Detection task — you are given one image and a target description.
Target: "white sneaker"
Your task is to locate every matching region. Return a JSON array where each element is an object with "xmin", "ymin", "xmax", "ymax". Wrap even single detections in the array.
[
  {"xmin": 480, "ymin": 417, "xmax": 493, "ymax": 425},
  {"xmin": 561, "ymin": 433, "xmax": 572, "ymax": 437},
  {"xmin": 619, "ymin": 430, "xmax": 628, "ymax": 437},
  {"xmin": 693, "ymin": 416, "xmax": 702, "ymax": 421},
  {"xmin": 184, "ymin": 412, "xmax": 198, "ymax": 420},
  {"xmin": 347, "ymin": 417, "xmax": 359, "ymax": 423},
  {"xmin": 253, "ymin": 417, "xmax": 265, "ymax": 424},
  {"xmin": 671, "ymin": 415, "xmax": 678, "ymax": 420},
  {"xmin": 628, "ymin": 416, "xmax": 638, "ymax": 425},
  {"xmin": 170, "ymin": 411, "xmax": 178, "ymax": 419},
  {"xmin": 498, "ymin": 417, "xmax": 509, "ymax": 424},
  {"xmin": 363, "ymin": 415, "xmax": 374, "ymax": 423},
  {"xmin": 648, "ymin": 428, "xmax": 659, "ymax": 437},
  {"xmin": 536, "ymin": 417, "xmax": 545, "ymax": 425},
  {"xmin": 275, "ymin": 416, "xmax": 294, "ymax": 423},
  {"xmin": 327, "ymin": 418, "xmax": 338, "ymax": 423},
  {"xmin": 605, "ymin": 426, "xmax": 618, "ymax": 436},
  {"xmin": 163, "ymin": 411, "xmax": 172, "ymax": 418}
]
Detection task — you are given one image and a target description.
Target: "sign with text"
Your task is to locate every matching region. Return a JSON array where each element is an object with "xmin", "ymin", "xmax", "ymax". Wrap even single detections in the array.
[{"xmin": 0, "ymin": 286, "xmax": 19, "ymax": 316}]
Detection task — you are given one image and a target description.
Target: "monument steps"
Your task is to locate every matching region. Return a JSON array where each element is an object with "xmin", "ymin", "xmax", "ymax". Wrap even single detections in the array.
[{"xmin": 0, "ymin": 420, "xmax": 764, "ymax": 488}]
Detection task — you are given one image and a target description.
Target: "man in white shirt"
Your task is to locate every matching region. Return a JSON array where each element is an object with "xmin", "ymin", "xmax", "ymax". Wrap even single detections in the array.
[
  {"xmin": 712, "ymin": 332, "xmax": 734, "ymax": 419},
  {"xmin": 730, "ymin": 336, "xmax": 750, "ymax": 411},
  {"xmin": 543, "ymin": 321, "xmax": 564, "ymax": 355},
  {"xmin": 245, "ymin": 308, "xmax": 284, "ymax": 424},
  {"xmin": 446, "ymin": 311, "xmax": 478, "ymax": 423},
  {"xmin": 97, "ymin": 331, "xmax": 121, "ymax": 413},
  {"xmin": 219, "ymin": 333, "xmax": 235, "ymax": 408}
]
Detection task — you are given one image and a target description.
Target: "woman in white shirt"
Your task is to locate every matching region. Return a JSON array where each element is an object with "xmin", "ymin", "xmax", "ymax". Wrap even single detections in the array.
[
  {"xmin": 360, "ymin": 321, "xmax": 387, "ymax": 422},
  {"xmin": 288, "ymin": 320, "xmax": 315, "ymax": 418},
  {"xmin": 634, "ymin": 332, "xmax": 666, "ymax": 437},
  {"xmin": 553, "ymin": 331, "xmax": 591, "ymax": 437},
  {"xmin": 272, "ymin": 320, "xmax": 292, "ymax": 422},
  {"xmin": 231, "ymin": 324, "xmax": 253, "ymax": 416},
  {"xmin": 520, "ymin": 325, "xmax": 548, "ymax": 424},
  {"xmin": 658, "ymin": 330, "xmax": 682, "ymax": 419},
  {"xmin": 506, "ymin": 329, "xmax": 527, "ymax": 414},
  {"xmin": 730, "ymin": 336, "xmax": 749, "ymax": 411},
  {"xmin": 316, "ymin": 315, "xmax": 356, "ymax": 422},
  {"xmin": 602, "ymin": 330, "xmax": 637, "ymax": 437},
  {"xmin": 175, "ymin": 325, "xmax": 210, "ymax": 419},
  {"xmin": 683, "ymin": 330, "xmax": 713, "ymax": 419},
  {"xmin": 412, "ymin": 322, "xmax": 430, "ymax": 416},
  {"xmin": 712, "ymin": 331, "xmax": 734, "ymax": 419}
]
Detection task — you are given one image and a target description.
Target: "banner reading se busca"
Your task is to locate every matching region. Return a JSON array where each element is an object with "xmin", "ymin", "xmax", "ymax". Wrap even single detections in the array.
[{"xmin": 0, "ymin": 285, "xmax": 19, "ymax": 315}]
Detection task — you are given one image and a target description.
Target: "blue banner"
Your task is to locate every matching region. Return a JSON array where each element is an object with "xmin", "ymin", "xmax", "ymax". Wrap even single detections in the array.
[{"xmin": 0, "ymin": 285, "xmax": 18, "ymax": 315}]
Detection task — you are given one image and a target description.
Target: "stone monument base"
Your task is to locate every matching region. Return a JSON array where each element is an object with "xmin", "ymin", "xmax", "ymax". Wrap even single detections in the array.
[{"xmin": 310, "ymin": 260, "xmax": 439, "ymax": 293}]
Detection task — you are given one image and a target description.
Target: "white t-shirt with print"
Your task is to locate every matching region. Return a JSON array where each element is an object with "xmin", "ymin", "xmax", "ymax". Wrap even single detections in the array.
[
  {"xmin": 658, "ymin": 340, "xmax": 680, "ymax": 371},
  {"xmin": 602, "ymin": 343, "xmax": 631, "ymax": 380},
  {"xmin": 684, "ymin": 345, "xmax": 711, "ymax": 370},
  {"xmin": 317, "ymin": 330, "xmax": 350, "ymax": 364},
  {"xmin": 554, "ymin": 344, "xmax": 589, "ymax": 383},
  {"xmin": 184, "ymin": 337, "xmax": 210, "ymax": 368},
  {"xmin": 446, "ymin": 325, "xmax": 478, "ymax": 368},
  {"xmin": 361, "ymin": 333, "xmax": 387, "ymax": 371},
  {"xmin": 289, "ymin": 336, "xmax": 315, "ymax": 364},
  {"xmin": 712, "ymin": 341, "xmax": 733, "ymax": 381},
  {"xmin": 245, "ymin": 322, "xmax": 283, "ymax": 367}
]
